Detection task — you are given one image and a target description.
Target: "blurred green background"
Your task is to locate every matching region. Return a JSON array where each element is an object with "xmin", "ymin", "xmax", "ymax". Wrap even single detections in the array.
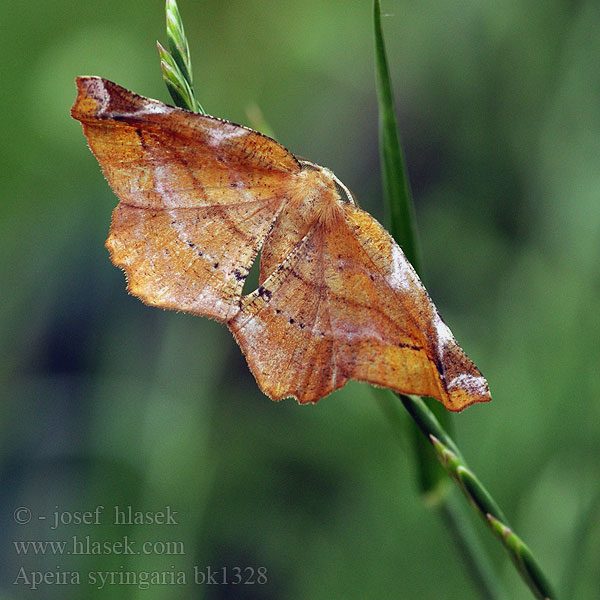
[{"xmin": 2, "ymin": 0, "xmax": 599, "ymax": 598}]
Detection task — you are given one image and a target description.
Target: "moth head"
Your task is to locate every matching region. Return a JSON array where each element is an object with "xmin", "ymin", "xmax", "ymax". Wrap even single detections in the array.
[{"xmin": 298, "ymin": 160, "xmax": 356, "ymax": 204}]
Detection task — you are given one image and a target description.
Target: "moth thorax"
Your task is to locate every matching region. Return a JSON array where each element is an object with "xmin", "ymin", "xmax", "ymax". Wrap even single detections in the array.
[
  {"xmin": 314, "ymin": 188, "xmax": 345, "ymax": 229},
  {"xmin": 292, "ymin": 166, "xmax": 345, "ymax": 229}
]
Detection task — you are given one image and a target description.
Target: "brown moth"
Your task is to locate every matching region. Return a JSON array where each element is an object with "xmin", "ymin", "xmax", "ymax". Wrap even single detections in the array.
[{"xmin": 71, "ymin": 76, "xmax": 490, "ymax": 411}]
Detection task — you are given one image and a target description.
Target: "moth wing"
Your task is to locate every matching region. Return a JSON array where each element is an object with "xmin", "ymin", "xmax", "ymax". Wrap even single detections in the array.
[
  {"xmin": 229, "ymin": 204, "xmax": 490, "ymax": 411},
  {"xmin": 71, "ymin": 76, "xmax": 300, "ymax": 320}
]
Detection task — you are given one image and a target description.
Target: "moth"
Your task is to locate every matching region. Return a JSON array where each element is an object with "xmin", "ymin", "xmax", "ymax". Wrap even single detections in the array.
[{"xmin": 71, "ymin": 77, "xmax": 490, "ymax": 411}]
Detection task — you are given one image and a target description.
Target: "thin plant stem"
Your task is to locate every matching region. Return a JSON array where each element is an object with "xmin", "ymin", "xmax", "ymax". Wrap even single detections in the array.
[
  {"xmin": 374, "ymin": 1, "xmax": 556, "ymax": 598},
  {"xmin": 373, "ymin": 0, "xmax": 454, "ymax": 502},
  {"xmin": 440, "ymin": 495, "xmax": 506, "ymax": 600},
  {"xmin": 400, "ymin": 397, "xmax": 556, "ymax": 600},
  {"xmin": 158, "ymin": 0, "xmax": 204, "ymax": 113}
]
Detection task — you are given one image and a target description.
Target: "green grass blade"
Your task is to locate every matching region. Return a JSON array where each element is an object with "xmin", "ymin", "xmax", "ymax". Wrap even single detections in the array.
[
  {"xmin": 372, "ymin": 4, "xmax": 557, "ymax": 599},
  {"xmin": 373, "ymin": 0, "xmax": 421, "ymax": 271},
  {"xmin": 373, "ymin": 0, "xmax": 451, "ymax": 499},
  {"xmin": 157, "ymin": 41, "xmax": 201, "ymax": 113},
  {"xmin": 487, "ymin": 515, "xmax": 556, "ymax": 600},
  {"xmin": 159, "ymin": 0, "xmax": 205, "ymax": 114},
  {"xmin": 441, "ymin": 496, "xmax": 507, "ymax": 600},
  {"xmin": 166, "ymin": 0, "xmax": 194, "ymax": 86},
  {"xmin": 430, "ymin": 434, "xmax": 557, "ymax": 599}
]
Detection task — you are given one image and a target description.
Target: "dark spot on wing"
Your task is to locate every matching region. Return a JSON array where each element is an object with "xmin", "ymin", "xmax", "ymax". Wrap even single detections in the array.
[
  {"xmin": 186, "ymin": 240, "xmax": 202, "ymax": 256},
  {"xmin": 134, "ymin": 127, "xmax": 147, "ymax": 149},
  {"xmin": 257, "ymin": 286, "xmax": 272, "ymax": 301},
  {"xmin": 433, "ymin": 356, "xmax": 446, "ymax": 382},
  {"xmin": 397, "ymin": 341, "xmax": 423, "ymax": 352}
]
